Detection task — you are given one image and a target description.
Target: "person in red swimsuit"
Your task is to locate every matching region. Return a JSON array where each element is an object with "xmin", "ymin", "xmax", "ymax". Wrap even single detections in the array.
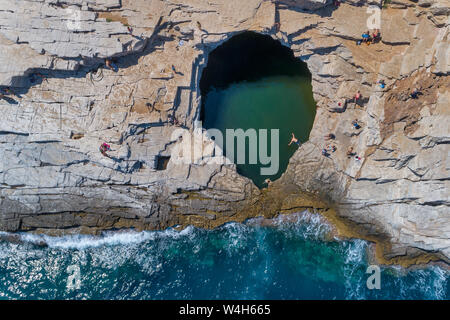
[{"xmin": 99, "ymin": 143, "xmax": 111, "ymax": 157}]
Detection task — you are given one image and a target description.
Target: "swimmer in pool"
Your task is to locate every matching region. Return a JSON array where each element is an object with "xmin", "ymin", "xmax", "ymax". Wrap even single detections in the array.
[{"xmin": 288, "ymin": 133, "xmax": 301, "ymax": 147}]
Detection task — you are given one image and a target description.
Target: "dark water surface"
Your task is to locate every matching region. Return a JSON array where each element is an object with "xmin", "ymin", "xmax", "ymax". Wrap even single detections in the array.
[
  {"xmin": 0, "ymin": 212, "xmax": 448, "ymax": 300},
  {"xmin": 200, "ymin": 32, "xmax": 316, "ymax": 187},
  {"xmin": 202, "ymin": 76, "xmax": 315, "ymax": 187}
]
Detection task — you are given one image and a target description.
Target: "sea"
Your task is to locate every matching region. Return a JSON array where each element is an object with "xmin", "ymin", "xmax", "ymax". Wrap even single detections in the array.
[{"xmin": 0, "ymin": 211, "xmax": 447, "ymax": 300}]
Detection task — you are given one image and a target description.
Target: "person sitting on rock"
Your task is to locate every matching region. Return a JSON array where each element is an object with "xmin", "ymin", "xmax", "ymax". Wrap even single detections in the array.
[
  {"xmin": 30, "ymin": 73, "xmax": 47, "ymax": 84},
  {"xmin": 288, "ymin": 133, "xmax": 301, "ymax": 147},
  {"xmin": 2, "ymin": 87, "xmax": 12, "ymax": 95},
  {"xmin": 377, "ymin": 79, "xmax": 386, "ymax": 89},
  {"xmin": 263, "ymin": 178, "xmax": 272, "ymax": 187},
  {"xmin": 99, "ymin": 142, "xmax": 111, "ymax": 157},
  {"xmin": 168, "ymin": 114, "xmax": 181, "ymax": 126},
  {"xmin": 328, "ymin": 99, "xmax": 348, "ymax": 113},
  {"xmin": 346, "ymin": 146, "xmax": 355, "ymax": 158},
  {"xmin": 354, "ymin": 90, "xmax": 362, "ymax": 105},
  {"xmin": 105, "ymin": 59, "xmax": 118, "ymax": 72},
  {"xmin": 372, "ymin": 29, "xmax": 381, "ymax": 43},
  {"xmin": 274, "ymin": 22, "xmax": 281, "ymax": 33},
  {"xmin": 410, "ymin": 88, "xmax": 420, "ymax": 99},
  {"xmin": 352, "ymin": 119, "xmax": 361, "ymax": 130},
  {"xmin": 0, "ymin": 88, "xmax": 17, "ymax": 103},
  {"xmin": 327, "ymin": 145, "xmax": 337, "ymax": 153},
  {"xmin": 322, "ymin": 148, "xmax": 330, "ymax": 157},
  {"xmin": 361, "ymin": 31, "xmax": 372, "ymax": 45}
]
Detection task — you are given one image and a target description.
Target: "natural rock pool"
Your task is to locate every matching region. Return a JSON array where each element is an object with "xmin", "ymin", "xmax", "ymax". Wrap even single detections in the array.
[{"xmin": 200, "ymin": 32, "xmax": 316, "ymax": 187}]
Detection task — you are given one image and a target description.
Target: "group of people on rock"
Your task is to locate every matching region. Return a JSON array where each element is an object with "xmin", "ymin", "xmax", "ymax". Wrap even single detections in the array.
[
  {"xmin": 358, "ymin": 29, "xmax": 381, "ymax": 46},
  {"xmin": 318, "ymin": 129, "xmax": 362, "ymax": 161},
  {"xmin": 288, "ymin": 88, "xmax": 368, "ymax": 162},
  {"xmin": 0, "ymin": 19, "xmax": 423, "ymax": 169}
]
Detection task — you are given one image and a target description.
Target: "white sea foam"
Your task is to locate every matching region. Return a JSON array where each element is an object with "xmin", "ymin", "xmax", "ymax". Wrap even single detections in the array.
[
  {"xmin": 430, "ymin": 266, "xmax": 449, "ymax": 300},
  {"xmin": 0, "ymin": 218, "xmax": 448, "ymax": 300},
  {"xmin": 0, "ymin": 211, "xmax": 330, "ymax": 251},
  {"xmin": 343, "ymin": 239, "xmax": 369, "ymax": 300},
  {"xmin": 8, "ymin": 226, "xmax": 198, "ymax": 250},
  {"xmin": 274, "ymin": 211, "xmax": 333, "ymax": 239}
]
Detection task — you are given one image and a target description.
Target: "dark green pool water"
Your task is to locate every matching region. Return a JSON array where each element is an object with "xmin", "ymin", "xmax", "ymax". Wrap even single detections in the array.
[
  {"xmin": 203, "ymin": 76, "xmax": 316, "ymax": 187},
  {"xmin": 200, "ymin": 32, "xmax": 316, "ymax": 187}
]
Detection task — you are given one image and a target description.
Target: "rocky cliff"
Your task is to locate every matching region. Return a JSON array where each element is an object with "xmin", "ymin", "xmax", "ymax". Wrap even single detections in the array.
[{"xmin": 0, "ymin": 0, "xmax": 449, "ymax": 265}]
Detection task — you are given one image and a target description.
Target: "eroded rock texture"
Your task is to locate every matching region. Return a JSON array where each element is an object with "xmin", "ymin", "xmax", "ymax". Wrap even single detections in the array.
[{"xmin": 0, "ymin": 0, "xmax": 449, "ymax": 263}]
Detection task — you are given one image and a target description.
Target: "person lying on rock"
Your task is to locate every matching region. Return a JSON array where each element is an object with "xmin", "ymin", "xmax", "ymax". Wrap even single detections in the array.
[
  {"xmin": 346, "ymin": 146, "xmax": 355, "ymax": 158},
  {"xmin": 352, "ymin": 119, "xmax": 361, "ymax": 130},
  {"xmin": 105, "ymin": 59, "xmax": 118, "ymax": 72},
  {"xmin": 99, "ymin": 142, "xmax": 111, "ymax": 157},
  {"xmin": 288, "ymin": 133, "xmax": 301, "ymax": 147},
  {"xmin": 377, "ymin": 79, "xmax": 386, "ymax": 89},
  {"xmin": 324, "ymin": 133, "xmax": 336, "ymax": 140}
]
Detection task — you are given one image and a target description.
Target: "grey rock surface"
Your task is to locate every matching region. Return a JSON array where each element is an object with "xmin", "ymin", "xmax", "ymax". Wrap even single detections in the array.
[{"xmin": 0, "ymin": 0, "xmax": 449, "ymax": 263}]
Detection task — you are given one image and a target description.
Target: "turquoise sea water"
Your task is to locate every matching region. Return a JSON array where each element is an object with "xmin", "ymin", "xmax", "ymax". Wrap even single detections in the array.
[{"xmin": 0, "ymin": 212, "xmax": 448, "ymax": 300}]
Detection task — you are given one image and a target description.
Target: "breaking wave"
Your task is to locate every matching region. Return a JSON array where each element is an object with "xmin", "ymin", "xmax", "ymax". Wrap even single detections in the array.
[{"xmin": 0, "ymin": 211, "xmax": 448, "ymax": 300}]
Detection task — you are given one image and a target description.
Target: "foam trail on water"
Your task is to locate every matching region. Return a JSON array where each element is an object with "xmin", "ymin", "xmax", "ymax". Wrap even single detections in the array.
[
  {"xmin": 0, "ymin": 211, "xmax": 329, "ymax": 251},
  {"xmin": 5, "ymin": 226, "xmax": 197, "ymax": 250},
  {"xmin": 0, "ymin": 216, "xmax": 448, "ymax": 300},
  {"xmin": 343, "ymin": 239, "xmax": 369, "ymax": 299},
  {"xmin": 263, "ymin": 210, "xmax": 333, "ymax": 239},
  {"xmin": 430, "ymin": 266, "xmax": 449, "ymax": 300}
]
